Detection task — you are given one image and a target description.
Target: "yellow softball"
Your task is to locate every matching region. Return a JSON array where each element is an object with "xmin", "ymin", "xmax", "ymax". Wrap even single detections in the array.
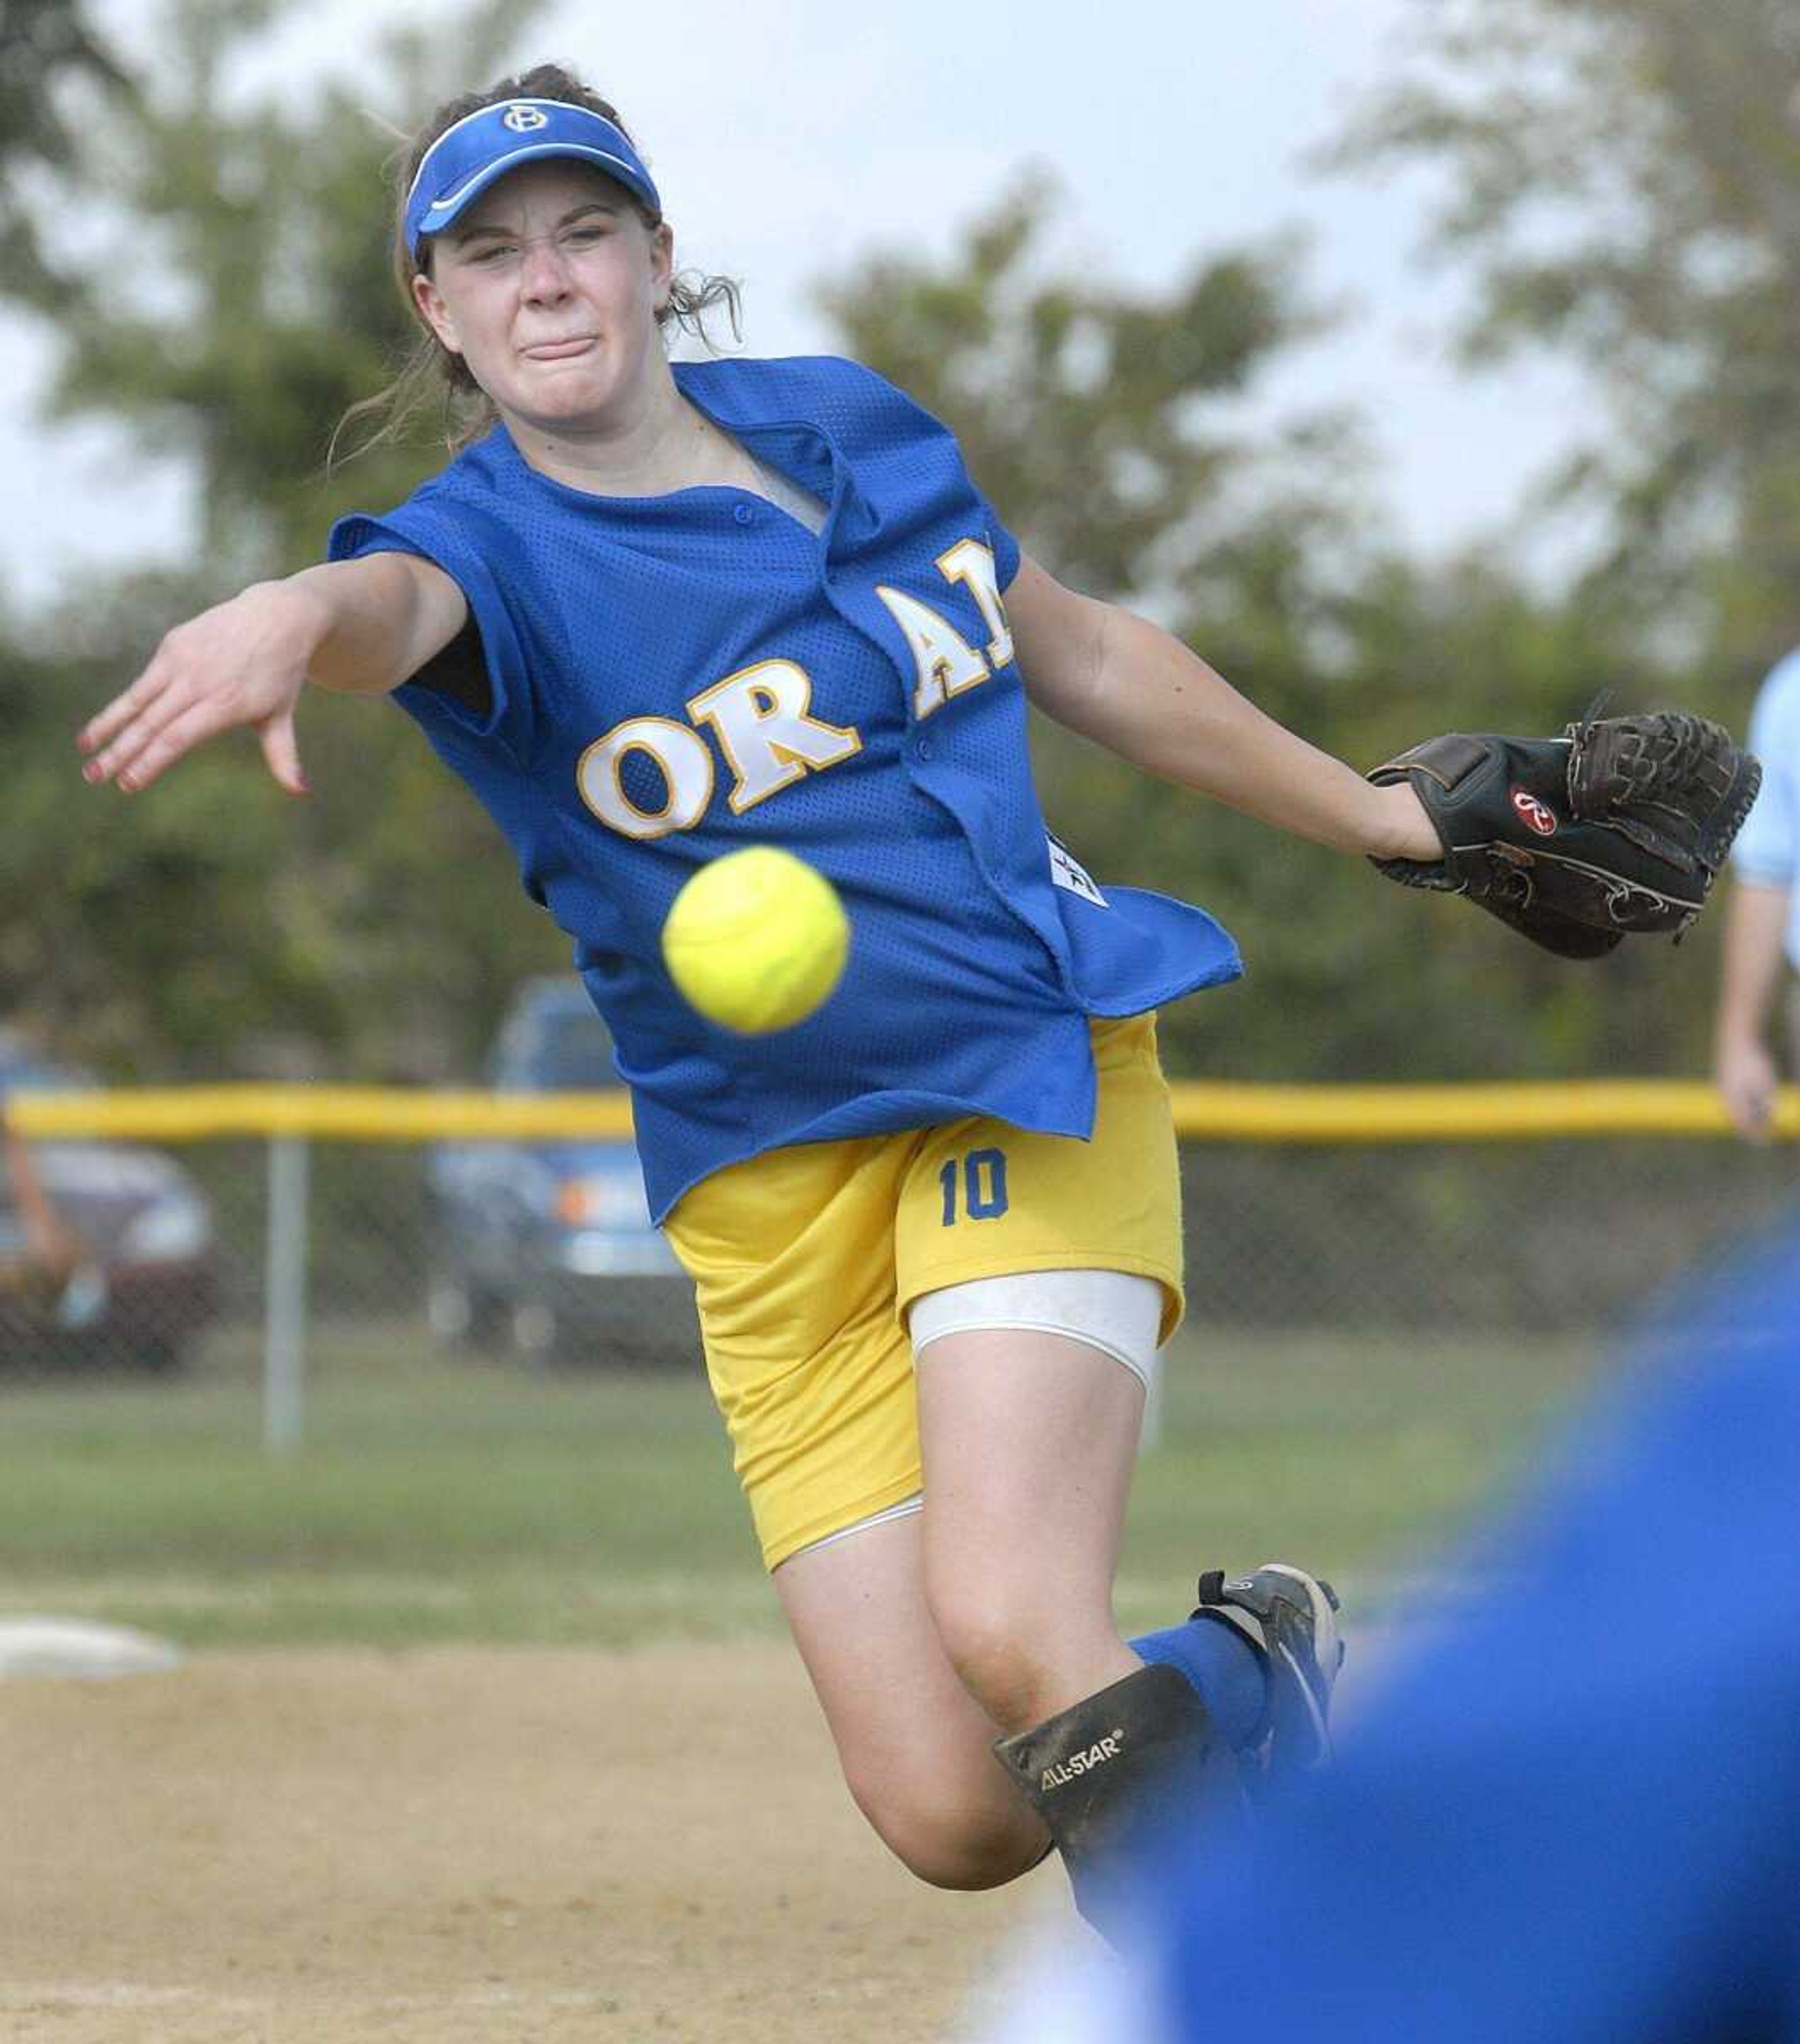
[{"xmin": 661, "ymin": 846, "xmax": 851, "ymax": 1036}]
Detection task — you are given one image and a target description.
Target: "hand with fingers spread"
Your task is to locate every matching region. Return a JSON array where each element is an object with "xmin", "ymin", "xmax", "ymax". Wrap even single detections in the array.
[
  {"xmin": 77, "ymin": 553, "xmax": 466, "ymax": 795},
  {"xmin": 78, "ymin": 579, "xmax": 326, "ymax": 796}
]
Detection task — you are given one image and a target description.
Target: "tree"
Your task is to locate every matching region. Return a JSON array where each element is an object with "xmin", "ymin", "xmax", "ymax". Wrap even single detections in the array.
[
  {"xmin": 818, "ymin": 180, "xmax": 1687, "ymax": 1081},
  {"xmin": 3, "ymin": 0, "xmax": 570, "ymax": 1080},
  {"xmin": 28, "ymin": 0, "xmax": 549, "ymax": 574},
  {"xmin": 1326, "ymin": 0, "xmax": 1800, "ymax": 684},
  {"xmin": 4, "ymin": 4, "xmax": 1728, "ymax": 1085},
  {"xmin": 0, "ymin": 0, "xmax": 136, "ymax": 306}
]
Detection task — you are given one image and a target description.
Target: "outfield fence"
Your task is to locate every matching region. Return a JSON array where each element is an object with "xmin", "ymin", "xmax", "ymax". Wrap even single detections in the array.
[{"xmin": 5, "ymin": 1082, "xmax": 1797, "ymax": 1444}]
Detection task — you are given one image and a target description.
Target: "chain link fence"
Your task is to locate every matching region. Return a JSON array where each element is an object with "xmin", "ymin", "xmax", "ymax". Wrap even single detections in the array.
[
  {"xmin": 4, "ymin": 1088, "xmax": 1795, "ymax": 1429},
  {"xmin": 1179, "ymin": 1137, "xmax": 1799, "ymax": 1330}
]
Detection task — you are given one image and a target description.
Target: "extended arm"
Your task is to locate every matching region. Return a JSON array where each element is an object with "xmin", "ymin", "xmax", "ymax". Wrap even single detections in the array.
[
  {"xmin": 1005, "ymin": 555, "xmax": 1435, "ymax": 863},
  {"xmin": 77, "ymin": 552, "xmax": 468, "ymax": 795},
  {"xmin": 1713, "ymin": 879, "xmax": 1790, "ymax": 1139},
  {"xmin": 1, "ymin": 1117, "xmax": 79, "ymax": 1294}
]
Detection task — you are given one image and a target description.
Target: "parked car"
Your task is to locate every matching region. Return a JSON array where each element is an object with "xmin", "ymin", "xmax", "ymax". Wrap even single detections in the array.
[
  {"xmin": 0, "ymin": 1034, "xmax": 220, "ymax": 1373},
  {"xmin": 425, "ymin": 979, "xmax": 698, "ymax": 1368}
]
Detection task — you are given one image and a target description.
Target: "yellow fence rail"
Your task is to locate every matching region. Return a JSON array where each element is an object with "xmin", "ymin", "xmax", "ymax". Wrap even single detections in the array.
[
  {"xmin": 7, "ymin": 1078, "xmax": 1789, "ymax": 1454},
  {"xmin": 8, "ymin": 1080, "xmax": 1794, "ymax": 1143},
  {"xmin": 10, "ymin": 1087, "xmax": 635, "ymax": 1143}
]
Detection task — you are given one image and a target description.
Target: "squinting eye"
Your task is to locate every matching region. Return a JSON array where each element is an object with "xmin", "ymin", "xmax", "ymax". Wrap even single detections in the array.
[{"xmin": 468, "ymin": 243, "xmax": 516, "ymax": 265}]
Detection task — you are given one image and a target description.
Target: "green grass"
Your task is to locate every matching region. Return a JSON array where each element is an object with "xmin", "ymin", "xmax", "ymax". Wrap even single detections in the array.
[
  {"xmin": 1116, "ymin": 1325, "xmax": 1613, "ymax": 1631},
  {"xmin": 0, "ymin": 1320, "xmax": 1615, "ymax": 1646}
]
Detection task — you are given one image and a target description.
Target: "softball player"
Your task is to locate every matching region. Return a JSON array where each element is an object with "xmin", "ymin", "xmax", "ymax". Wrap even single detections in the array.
[{"xmin": 77, "ymin": 65, "xmax": 1440, "ymax": 1946}]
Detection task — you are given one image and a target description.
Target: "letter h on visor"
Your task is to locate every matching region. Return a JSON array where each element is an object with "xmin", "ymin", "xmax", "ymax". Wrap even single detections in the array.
[{"xmin": 405, "ymin": 99, "xmax": 663, "ymax": 260}]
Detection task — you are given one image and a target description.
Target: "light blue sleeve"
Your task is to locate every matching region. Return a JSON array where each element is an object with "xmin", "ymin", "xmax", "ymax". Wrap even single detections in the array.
[{"xmin": 1732, "ymin": 648, "xmax": 1800, "ymax": 885}]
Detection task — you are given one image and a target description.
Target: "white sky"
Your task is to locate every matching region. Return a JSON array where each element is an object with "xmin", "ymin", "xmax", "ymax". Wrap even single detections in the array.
[{"xmin": 1, "ymin": 0, "xmax": 1594, "ymax": 611}]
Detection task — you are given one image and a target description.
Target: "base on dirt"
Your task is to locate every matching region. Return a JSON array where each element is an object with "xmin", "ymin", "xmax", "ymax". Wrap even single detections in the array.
[{"xmin": 0, "ymin": 1616, "xmax": 182, "ymax": 1679}]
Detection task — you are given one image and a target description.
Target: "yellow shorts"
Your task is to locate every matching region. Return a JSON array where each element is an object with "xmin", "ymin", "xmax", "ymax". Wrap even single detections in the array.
[{"xmin": 662, "ymin": 1013, "xmax": 1185, "ymax": 1570}]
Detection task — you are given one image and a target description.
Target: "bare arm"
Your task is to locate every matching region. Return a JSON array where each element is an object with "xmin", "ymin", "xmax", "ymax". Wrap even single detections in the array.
[
  {"xmin": 1713, "ymin": 879, "xmax": 1790, "ymax": 1140},
  {"xmin": 77, "ymin": 552, "xmax": 468, "ymax": 795},
  {"xmin": 2, "ymin": 1119, "xmax": 79, "ymax": 1288},
  {"xmin": 1006, "ymin": 554, "xmax": 1436, "ymax": 862}
]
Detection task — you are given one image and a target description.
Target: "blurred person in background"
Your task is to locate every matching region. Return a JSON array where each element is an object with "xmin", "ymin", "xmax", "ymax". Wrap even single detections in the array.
[
  {"xmin": 968, "ymin": 1227, "xmax": 1800, "ymax": 2042},
  {"xmin": 0, "ymin": 1106, "xmax": 105, "ymax": 1330},
  {"xmin": 1715, "ymin": 643, "xmax": 1800, "ymax": 1138}
]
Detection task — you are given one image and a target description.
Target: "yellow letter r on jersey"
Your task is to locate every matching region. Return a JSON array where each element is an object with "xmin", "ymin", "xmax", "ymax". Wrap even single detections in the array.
[{"xmin": 575, "ymin": 539, "xmax": 1008, "ymax": 838}]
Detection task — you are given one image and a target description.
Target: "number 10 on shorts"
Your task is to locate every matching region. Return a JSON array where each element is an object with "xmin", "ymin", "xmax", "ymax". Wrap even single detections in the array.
[{"xmin": 940, "ymin": 1148, "xmax": 1009, "ymax": 1225}]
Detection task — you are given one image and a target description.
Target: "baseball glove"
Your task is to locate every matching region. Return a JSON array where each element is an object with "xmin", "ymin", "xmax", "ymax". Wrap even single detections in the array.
[{"xmin": 1367, "ymin": 712, "xmax": 1762, "ymax": 958}]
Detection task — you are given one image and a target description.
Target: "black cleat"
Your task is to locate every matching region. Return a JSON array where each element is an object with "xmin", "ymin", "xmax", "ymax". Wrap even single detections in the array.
[{"xmin": 1191, "ymin": 1563, "xmax": 1343, "ymax": 1778}]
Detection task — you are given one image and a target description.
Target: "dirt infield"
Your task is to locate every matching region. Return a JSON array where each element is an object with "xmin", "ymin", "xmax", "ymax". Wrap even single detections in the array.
[{"xmin": 0, "ymin": 1643, "xmax": 1049, "ymax": 2043}]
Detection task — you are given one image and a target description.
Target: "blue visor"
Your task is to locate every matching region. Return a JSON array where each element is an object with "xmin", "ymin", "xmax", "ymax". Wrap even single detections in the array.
[{"xmin": 405, "ymin": 99, "xmax": 662, "ymax": 260}]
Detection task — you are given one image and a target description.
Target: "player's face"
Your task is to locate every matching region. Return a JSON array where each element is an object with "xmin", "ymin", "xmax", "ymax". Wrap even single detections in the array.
[{"xmin": 411, "ymin": 160, "xmax": 675, "ymax": 435}]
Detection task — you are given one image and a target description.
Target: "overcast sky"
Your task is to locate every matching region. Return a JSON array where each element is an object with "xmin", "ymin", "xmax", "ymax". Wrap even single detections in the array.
[{"xmin": 2, "ymin": 0, "xmax": 1593, "ymax": 611}]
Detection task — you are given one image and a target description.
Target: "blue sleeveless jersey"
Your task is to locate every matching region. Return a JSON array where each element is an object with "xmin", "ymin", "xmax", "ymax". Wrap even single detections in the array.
[{"xmin": 328, "ymin": 355, "xmax": 1240, "ymax": 1220}]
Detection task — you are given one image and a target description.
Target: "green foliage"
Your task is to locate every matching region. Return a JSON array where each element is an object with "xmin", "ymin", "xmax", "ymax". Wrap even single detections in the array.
[
  {"xmin": 4, "ymin": 572, "xmax": 569, "ymax": 1077},
  {"xmin": 821, "ymin": 177, "xmax": 1351, "ymax": 609},
  {"xmin": 3, "ymin": 0, "xmax": 570, "ymax": 1078},
  {"xmin": 39, "ymin": 0, "xmax": 548, "ymax": 571},
  {"xmin": 819, "ymin": 184, "xmax": 1721, "ymax": 1078},
  {"xmin": 0, "ymin": 1322, "xmax": 1599, "ymax": 1644},
  {"xmin": 1327, "ymin": 0, "xmax": 1800, "ymax": 682},
  {"xmin": 0, "ymin": 0, "xmax": 136, "ymax": 303},
  {"xmin": 0, "ymin": 0, "xmax": 1757, "ymax": 1085}
]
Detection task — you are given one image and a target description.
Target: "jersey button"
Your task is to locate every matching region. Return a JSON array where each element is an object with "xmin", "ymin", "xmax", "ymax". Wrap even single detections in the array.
[
  {"xmin": 732, "ymin": 502, "xmax": 755, "ymax": 526},
  {"xmin": 914, "ymin": 736, "xmax": 934, "ymax": 761}
]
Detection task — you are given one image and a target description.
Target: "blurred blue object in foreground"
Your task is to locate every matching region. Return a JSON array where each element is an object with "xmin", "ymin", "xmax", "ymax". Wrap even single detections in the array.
[{"xmin": 975, "ymin": 1215, "xmax": 1800, "ymax": 2043}]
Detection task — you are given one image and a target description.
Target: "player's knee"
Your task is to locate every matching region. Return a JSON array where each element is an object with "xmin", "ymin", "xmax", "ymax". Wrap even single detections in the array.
[
  {"xmin": 925, "ymin": 1580, "xmax": 1064, "ymax": 1733},
  {"xmin": 847, "ymin": 1774, "xmax": 1043, "ymax": 1891}
]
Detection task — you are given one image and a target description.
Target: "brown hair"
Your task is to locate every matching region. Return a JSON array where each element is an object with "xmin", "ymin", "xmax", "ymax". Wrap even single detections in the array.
[{"xmin": 331, "ymin": 63, "xmax": 742, "ymax": 466}]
